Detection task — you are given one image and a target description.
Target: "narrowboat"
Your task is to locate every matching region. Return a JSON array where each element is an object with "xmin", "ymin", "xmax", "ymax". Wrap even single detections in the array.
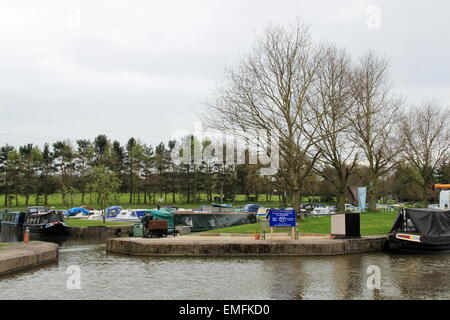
[
  {"xmin": 0, "ymin": 211, "xmax": 27, "ymax": 230},
  {"xmin": 24, "ymin": 210, "xmax": 68, "ymax": 235},
  {"xmin": 173, "ymin": 204, "xmax": 257, "ymax": 232},
  {"xmin": 385, "ymin": 208, "xmax": 450, "ymax": 253}
]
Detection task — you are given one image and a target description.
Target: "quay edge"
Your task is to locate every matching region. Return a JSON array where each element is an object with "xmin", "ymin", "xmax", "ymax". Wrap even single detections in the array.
[
  {"xmin": 106, "ymin": 235, "xmax": 387, "ymax": 257},
  {"xmin": 0, "ymin": 241, "xmax": 59, "ymax": 276},
  {"xmin": 67, "ymin": 225, "xmax": 133, "ymax": 238}
]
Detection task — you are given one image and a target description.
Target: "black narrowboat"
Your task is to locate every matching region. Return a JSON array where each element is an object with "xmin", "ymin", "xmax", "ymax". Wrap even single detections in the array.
[
  {"xmin": 24, "ymin": 210, "xmax": 68, "ymax": 235},
  {"xmin": 0, "ymin": 211, "xmax": 27, "ymax": 230},
  {"xmin": 385, "ymin": 208, "xmax": 450, "ymax": 253}
]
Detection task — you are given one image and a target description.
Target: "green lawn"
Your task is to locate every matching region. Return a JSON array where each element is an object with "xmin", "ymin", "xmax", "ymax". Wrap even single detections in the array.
[
  {"xmin": 0, "ymin": 192, "xmax": 326, "ymax": 209},
  {"xmin": 65, "ymin": 219, "xmax": 133, "ymax": 227},
  {"xmin": 200, "ymin": 211, "xmax": 398, "ymax": 236},
  {"xmin": 0, "ymin": 243, "xmax": 11, "ymax": 249}
]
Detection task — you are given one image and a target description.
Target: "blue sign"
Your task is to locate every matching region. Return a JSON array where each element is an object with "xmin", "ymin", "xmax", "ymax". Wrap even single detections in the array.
[{"xmin": 269, "ymin": 209, "xmax": 296, "ymax": 227}]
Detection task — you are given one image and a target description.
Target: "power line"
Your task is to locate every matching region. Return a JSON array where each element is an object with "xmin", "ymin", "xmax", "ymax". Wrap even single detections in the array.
[{"xmin": 0, "ymin": 111, "xmax": 172, "ymax": 140}]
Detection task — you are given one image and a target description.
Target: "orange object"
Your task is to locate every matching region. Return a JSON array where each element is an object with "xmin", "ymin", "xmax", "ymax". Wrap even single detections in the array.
[
  {"xmin": 433, "ymin": 184, "xmax": 450, "ymax": 190},
  {"xmin": 23, "ymin": 228, "xmax": 30, "ymax": 243},
  {"xmin": 254, "ymin": 234, "xmax": 261, "ymax": 240}
]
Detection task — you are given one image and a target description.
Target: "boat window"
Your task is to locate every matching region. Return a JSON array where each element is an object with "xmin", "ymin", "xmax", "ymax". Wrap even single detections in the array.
[
  {"xmin": 131, "ymin": 212, "xmax": 136, "ymax": 217},
  {"xmin": 404, "ymin": 218, "xmax": 418, "ymax": 232},
  {"xmin": 48, "ymin": 214, "xmax": 60, "ymax": 222}
]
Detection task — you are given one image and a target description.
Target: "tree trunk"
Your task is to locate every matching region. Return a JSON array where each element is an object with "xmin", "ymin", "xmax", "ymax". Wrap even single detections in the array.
[
  {"xmin": 292, "ymin": 189, "xmax": 301, "ymax": 219},
  {"xmin": 422, "ymin": 183, "xmax": 429, "ymax": 207},
  {"xmin": 336, "ymin": 190, "xmax": 346, "ymax": 213},
  {"xmin": 367, "ymin": 174, "xmax": 378, "ymax": 212}
]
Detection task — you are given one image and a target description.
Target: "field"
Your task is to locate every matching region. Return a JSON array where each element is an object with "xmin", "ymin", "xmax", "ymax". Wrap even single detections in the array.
[
  {"xmin": 200, "ymin": 211, "xmax": 398, "ymax": 236},
  {"xmin": 0, "ymin": 192, "xmax": 325, "ymax": 209}
]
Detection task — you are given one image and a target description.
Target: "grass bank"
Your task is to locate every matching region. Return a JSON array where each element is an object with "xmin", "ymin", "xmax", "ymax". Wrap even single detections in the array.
[
  {"xmin": 0, "ymin": 192, "xmax": 328, "ymax": 209},
  {"xmin": 200, "ymin": 211, "xmax": 398, "ymax": 236},
  {"xmin": 65, "ymin": 219, "xmax": 133, "ymax": 227},
  {"xmin": 0, "ymin": 243, "xmax": 11, "ymax": 249}
]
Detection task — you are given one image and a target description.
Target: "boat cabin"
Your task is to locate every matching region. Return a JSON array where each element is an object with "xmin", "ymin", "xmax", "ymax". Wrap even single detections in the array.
[{"xmin": 1, "ymin": 211, "xmax": 27, "ymax": 228}]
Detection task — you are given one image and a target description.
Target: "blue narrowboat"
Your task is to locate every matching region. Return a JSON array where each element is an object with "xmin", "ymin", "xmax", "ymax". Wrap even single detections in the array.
[{"xmin": 1, "ymin": 211, "xmax": 27, "ymax": 230}]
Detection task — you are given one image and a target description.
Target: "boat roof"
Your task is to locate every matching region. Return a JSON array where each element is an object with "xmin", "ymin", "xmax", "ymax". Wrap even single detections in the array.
[{"xmin": 392, "ymin": 208, "xmax": 450, "ymax": 237}]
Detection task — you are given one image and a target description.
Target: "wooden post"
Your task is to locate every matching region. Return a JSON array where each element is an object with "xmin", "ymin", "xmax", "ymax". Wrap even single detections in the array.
[
  {"xmin": 270, "ymin": 227, "xmax": 274, "ymax": 240},
  {"xmin": 291, "ymin": 226, "xmax": 295, "ymax": 240}
]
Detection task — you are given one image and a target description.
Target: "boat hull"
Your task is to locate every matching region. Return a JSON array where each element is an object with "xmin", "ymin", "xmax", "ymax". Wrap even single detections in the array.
[
  {"xmin": 173, "ymin": 212, "xmax": 257, "ymax": 232},
  {"xmin": 26, "ymin": 222, "xmax": 68, "ymax": 235},
  {"xmin": 385, "ymin": 234, "xmax": 450, "ymax": 254}
]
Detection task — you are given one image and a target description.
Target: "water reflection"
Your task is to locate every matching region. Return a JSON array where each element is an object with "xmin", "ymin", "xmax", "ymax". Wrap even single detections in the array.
[{"xmin": 1, "ymin": 229, "xmax": 449, "ymax": 300}]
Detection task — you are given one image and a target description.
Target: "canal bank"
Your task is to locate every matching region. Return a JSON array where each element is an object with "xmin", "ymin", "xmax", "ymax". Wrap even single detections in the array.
[
  {"xmin": 0, "ymin": 241, "xmax": 59, "ymax": 276},
  {"xmin": 67, "ymin": 225, "xmax": 133, "ymax": 238},
  {"xmin": 106, "ymin": 234, "xmax": 386, "ymax": 257}
]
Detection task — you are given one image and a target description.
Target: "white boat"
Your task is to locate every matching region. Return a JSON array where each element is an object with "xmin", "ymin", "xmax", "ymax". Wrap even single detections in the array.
[
  {"xmin": 115, "ymin": 209, "xmax": 140, "ymax": 222},
  {"xmin": 345, "ymin": 204, "xmax": 361, "ymax": 213},
  {"xmin": 310, "ymin": 207, "xmax": 333, "ymax": 216},
  {"xmin": 87, "ymin": 210, "xmax": 117, "ymax": 221}
]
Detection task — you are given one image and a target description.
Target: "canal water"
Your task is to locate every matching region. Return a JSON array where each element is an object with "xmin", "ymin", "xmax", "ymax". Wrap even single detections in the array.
[{"xmin": 0, "ymin": 230, "xmax": 449, "ymax": 300}]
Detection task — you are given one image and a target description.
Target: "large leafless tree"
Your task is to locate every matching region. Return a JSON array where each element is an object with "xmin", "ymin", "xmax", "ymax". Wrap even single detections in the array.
[
  {"xmin": 202, "ymin": 22, "xmax": 327, "ymax": 214},
  {"xmin": 400, "ymin": 101, "xmax": 450, "ymax": 206},
  {"xmin": 310, "ymin": 45, "xmax": 358, "ymax": 213},
  {"xmin": 350, "ymin": 52, "xmax": 404, "ymax": 211}
]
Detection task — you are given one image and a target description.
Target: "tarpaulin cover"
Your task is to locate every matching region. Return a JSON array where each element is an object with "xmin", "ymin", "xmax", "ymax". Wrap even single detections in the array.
[
  {"xmin": 147, "ymin": 209, "xmax": 174, "ymax": 231},
  {"xmin": 391, "ymin": 208, "xmax": 450, "ymax": 242},
  {"xmin": 66, "ymin": 207, "xmax": 90, "ymax": 216},
  {"xmin": 105, "ymin": 206, "xmax": 122, "ymax": 217}
]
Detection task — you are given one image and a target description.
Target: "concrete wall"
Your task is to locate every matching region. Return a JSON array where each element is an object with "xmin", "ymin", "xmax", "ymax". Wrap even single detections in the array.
[
  {"xmin": 106, "ymin": 236, "xmax": 386, "ymax": 257},
  {"xmin": 0, "ymin": 241, "xmax": 59, "ymax": 276},
  {"xmin": 67, "ymin": 225, "xmax": 133, "ymax": 238}
]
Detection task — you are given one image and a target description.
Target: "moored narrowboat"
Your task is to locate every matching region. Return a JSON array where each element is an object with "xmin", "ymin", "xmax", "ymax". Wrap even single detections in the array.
[
  {"xmin": 385, "ymin": 208, "xmax": 450, "ymax": 253},
  {"xmin": 173, "ymin": 204, "xmax": 257, "ymax": 232},
  {"xmin": 24, "ymin": 210, "xmax": 68, "ymax": 235},
  {"xmin": 0, "ymin": 211, "xmax": 27, "ymax": 230}
]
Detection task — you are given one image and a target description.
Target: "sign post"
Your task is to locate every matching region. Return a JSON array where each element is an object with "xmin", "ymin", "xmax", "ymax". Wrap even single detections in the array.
[{"xmin": 269, "ymin": 209, "xmax": 297, "ymax": 240}]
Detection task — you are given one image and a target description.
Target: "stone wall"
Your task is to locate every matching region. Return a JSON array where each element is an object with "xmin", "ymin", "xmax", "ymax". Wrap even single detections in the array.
[
  {"xmin": 106, "ymin": 236, "xmax": 387, "ymax": 257},
  {"xmin": 67, "ymin": 225, "xmax": 133, "ymax": 238},
  {"xmin": 0, "ymin": 241, "xmax": 59, "ymax": 275}
]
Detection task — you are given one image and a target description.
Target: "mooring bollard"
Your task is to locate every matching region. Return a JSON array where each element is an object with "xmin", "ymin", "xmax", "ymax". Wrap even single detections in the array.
[{"xmin": 23, "ymin": 227, "xmax": 30, "ymax": 243}]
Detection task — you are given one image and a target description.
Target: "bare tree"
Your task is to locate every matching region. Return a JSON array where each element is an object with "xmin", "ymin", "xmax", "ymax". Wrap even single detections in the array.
[
  {"xmin": 400, "ymin": 101, "xmax": 450, "ymax": 206},
  {"xmin": 350, "ymin": 52, "xmax": 404, "ymax": 211},
  {"xmin": 202, "ymin": 21, "xmax": 326, "ymax": 215},
  {"xmin": 310, "ymin": 45, "xmax": 358, "ymax": 213}
]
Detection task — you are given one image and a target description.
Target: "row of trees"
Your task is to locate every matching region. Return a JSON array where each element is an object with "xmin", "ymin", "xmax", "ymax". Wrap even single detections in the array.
[
  {"xmin": 203, "ymin": 21, "xmax": 450, "ymax": 213},
  {"xmin": 0, "ymin": 132, "xmax": 448, "ymax": 209},
  {"xmin": 0, "ymin": 135, "xmax": 279, "ymax": 207}
]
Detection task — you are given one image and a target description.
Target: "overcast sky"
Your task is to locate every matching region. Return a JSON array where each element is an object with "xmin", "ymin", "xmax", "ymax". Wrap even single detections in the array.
[{"xmin": 1, "ymin": 0, "xmax": 449, "ymax": 148}]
